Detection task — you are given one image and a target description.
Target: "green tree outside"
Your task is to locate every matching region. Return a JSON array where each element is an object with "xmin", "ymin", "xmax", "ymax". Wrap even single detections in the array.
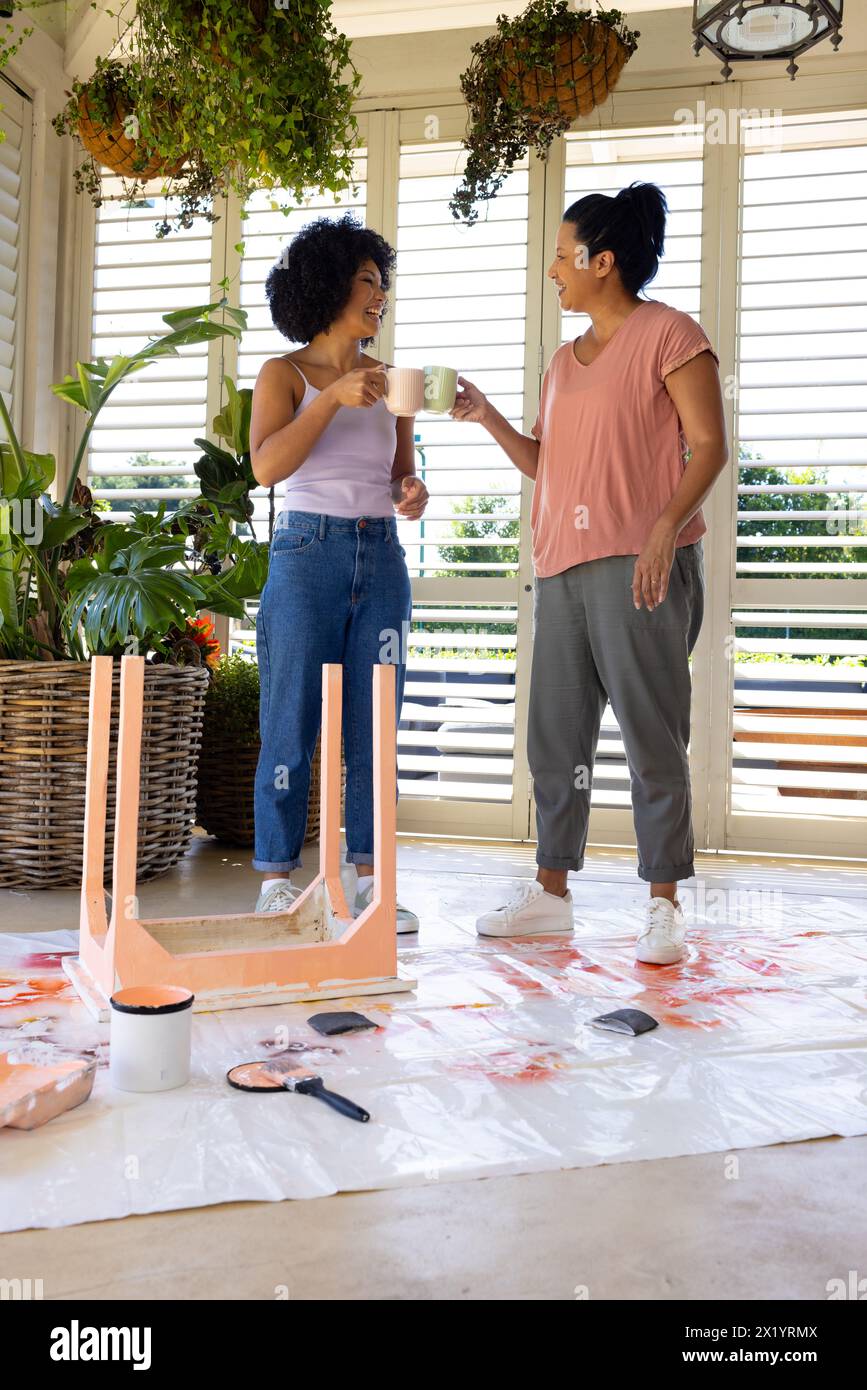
[{"xmin": 89, "ymin": 453, "xmax": 191, "ymax": 514}]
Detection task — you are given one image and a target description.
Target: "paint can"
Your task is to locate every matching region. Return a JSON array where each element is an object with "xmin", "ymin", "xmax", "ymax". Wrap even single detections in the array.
[{"xmin": 109, "ymin": 986, "xmax": 194, "ymax": 1093}]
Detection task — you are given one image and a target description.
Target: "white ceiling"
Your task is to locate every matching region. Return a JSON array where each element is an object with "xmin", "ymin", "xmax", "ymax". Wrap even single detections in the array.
[
  {"xmin": 56, "ymin": 1, "xmax": 698, "ymax": 77},
  {"xmin": 333, "ymin": 1, "xmax": 694, "ymax": 39}
]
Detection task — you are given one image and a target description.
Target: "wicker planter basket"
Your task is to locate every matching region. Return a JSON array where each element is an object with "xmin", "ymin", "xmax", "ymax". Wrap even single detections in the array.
[
  {"xmin": 77, "ymin": 91, "xmax": 184, "ymax": 180},
  {"xmin": 195, "ymin": 733, "xmax": 346, "ymax": 847},
  {"xmin": 0, "ymin": 661, "xmax": 209, "ymax": 889},
  {"xmin": 500, "ymin": 20, "xmax": 631, "ymax": 122}
]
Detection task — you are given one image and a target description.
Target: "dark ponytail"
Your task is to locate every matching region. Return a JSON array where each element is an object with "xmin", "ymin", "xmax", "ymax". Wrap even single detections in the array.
[{"xmin": 563, "ymin": 181, "xmax": 668, "ymax": 296}]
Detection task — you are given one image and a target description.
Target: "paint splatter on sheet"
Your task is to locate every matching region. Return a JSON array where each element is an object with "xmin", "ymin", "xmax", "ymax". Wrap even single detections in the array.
[{"xmin": 2, "ymin": 893, "xmax": 867, "ymax": 1231}]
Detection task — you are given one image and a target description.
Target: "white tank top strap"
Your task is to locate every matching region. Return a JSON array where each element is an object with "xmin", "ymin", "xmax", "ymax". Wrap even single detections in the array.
[{"xmin": 282, "ymin": 356, "xmax": 316, "ymax": 400}]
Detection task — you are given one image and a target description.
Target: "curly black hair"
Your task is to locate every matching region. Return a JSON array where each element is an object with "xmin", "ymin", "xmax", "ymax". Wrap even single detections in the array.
[{"xmin": 265, "ymin": 213, "xmax": 397, "ymax": 347}]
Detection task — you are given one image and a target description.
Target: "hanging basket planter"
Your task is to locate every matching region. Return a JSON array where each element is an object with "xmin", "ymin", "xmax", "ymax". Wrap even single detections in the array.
[
  {"xmin": 450, "ymin": 3, "xmax": 640, "ymax": 226},
  {"xmin": 53, "ymin": 2, "xmax": 361, "ymax": 239},
  {"xmin": 53, "ymin": 57, "xmax": 224, "ymax": 238},
  {"xmin": 499, "ymin": 18, "xmax": 632, "ymax": 123},
  {"xmin": 76, "ymin": 88, "xmax": 184, "ymax": 181}
]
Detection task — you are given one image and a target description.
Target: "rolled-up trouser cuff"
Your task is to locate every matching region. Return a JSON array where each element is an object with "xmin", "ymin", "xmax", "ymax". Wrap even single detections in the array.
[
  {"xmin": 536, "ymin": 853, "xmax": 583, "ymax": 871},
  {"xmin": 251, "ymin": 857, "xmax": 303, "ymax": 872},
  {"xmin": 345, "ymin": 849, "xmax": 374, "ymax": 865},
  {"xmin": 638, "ymin": 862, "xmax": 694, "ymax": 883}
]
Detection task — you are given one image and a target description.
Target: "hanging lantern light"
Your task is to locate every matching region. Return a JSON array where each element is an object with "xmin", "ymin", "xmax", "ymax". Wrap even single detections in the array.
[{"xmin": 692, "ymin": 2, "xmax": 844, "ymax": 80}]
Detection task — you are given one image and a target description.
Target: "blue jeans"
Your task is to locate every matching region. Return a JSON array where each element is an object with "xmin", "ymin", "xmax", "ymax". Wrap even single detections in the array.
[{"xmin": 253, "ymin": 510, "xmax": 412, "ymax": 872}]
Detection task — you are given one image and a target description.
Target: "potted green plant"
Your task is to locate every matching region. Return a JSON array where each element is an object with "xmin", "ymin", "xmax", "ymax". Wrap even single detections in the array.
[
  {"xmin": 0, "ymin": 300, "xmax": 271, "ymax": 888},
  {"xmin": 195, "ymin": 653, "xmax": 344, "ymax": 849},
  {"xmin": 195, "ymin": 651, "xmax": 261, "ymax": 845},
  {"xmin": 137, "ymin": 0, "xmax": 362, "ymax": 220},
  {"xmin": 47, "ymin": 0, "xmax": 363, "ymax": 236},
  {"xmin": 192, "ymin": 374, "xmax": 277, "ymax": 536},
  {"xmin": 450, "ymin": 2, "xmax": 640, "ymax": 225},
  {"xmin": 52, "ymin": 57, "xmax": 222, "ymax": 236}
]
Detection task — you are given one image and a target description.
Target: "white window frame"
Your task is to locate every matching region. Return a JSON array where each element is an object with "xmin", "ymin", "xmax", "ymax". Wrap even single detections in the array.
[{"xmin": 70, "ymin": 77, "xmax": 867, "ymax": 856}]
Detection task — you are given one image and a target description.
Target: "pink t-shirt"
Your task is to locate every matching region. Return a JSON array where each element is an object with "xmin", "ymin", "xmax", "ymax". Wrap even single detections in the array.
[{"xmin": 530, "ymin": 299, "xmax": 719, "ymax": 577}]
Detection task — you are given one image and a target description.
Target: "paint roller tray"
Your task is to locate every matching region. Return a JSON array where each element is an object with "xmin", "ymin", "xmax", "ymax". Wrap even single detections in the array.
[{"xmin": 0, "ymin": 1052, "xmax": 96, "ymax": 1131}]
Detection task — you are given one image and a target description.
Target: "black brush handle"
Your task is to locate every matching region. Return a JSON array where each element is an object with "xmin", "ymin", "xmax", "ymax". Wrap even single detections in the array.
[{"xmin": 296, "ymin": 1077, "xmax": 370, "ymax": 1123}]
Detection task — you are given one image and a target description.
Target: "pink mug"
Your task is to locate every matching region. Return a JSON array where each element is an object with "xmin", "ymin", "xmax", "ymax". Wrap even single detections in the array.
[{"xmin": 385, "ymin": 367, "xmax": 425, "ymax": 416}]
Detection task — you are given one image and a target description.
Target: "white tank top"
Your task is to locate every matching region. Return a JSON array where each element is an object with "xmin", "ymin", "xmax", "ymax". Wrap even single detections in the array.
[{"xmin": 281, "ymin": 360, "xmax": 397, "ymax": 518}]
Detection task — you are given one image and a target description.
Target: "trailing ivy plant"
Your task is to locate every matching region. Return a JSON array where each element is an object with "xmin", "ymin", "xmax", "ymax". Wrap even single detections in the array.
[
  {"xmin": 52, "ymin": 57, "xmax": 223, "ymax": 236},
  {"xmin": 49, "ymin": 0, "xmax": 363, "ymax": 237},
  {"xmin": 450, "ymin": 2, "xmax": 639, "ymax": 226},
  {"xmin": 0, "ymin": 5, "xmax": 33, "ymax": 75}
]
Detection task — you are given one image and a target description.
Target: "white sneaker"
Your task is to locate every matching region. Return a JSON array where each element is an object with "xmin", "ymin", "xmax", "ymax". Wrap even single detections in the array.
[
  {"xmin": 476, "ymin": 880, "xmax": 573, "ymax": 938},
  {"xmin": 255, "ymin": 881, "xmax": 302, "ymax": 914},
  {"xmin": 636, "ymin": 898, "xmax": 687, "ymax": 964},
  {"xmin": 353, "ymin": 882, "xmax": 419, "ymax": 934}
]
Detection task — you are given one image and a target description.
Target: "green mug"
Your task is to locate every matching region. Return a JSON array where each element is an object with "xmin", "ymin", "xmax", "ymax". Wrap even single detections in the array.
[{"xmin": 423, "ymin": 365, "xmax": 458, "ymax": 413}]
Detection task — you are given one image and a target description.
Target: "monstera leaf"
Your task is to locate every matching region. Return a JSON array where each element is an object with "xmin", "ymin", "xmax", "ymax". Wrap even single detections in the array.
[{"xmin": 64, "ymin": 539, "xmax": 207, "ymax": 653}]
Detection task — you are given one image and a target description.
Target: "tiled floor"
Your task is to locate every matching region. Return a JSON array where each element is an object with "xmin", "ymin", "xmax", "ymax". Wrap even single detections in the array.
[{"xmin": 1, "ymin": 833, "xmax": 866, "ymax": 1300}]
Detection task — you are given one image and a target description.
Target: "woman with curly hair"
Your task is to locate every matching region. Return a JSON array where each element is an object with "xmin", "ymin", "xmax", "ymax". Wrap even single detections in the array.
[{"xmin": 249, "ymin": 213, "xmax": 428, "ymax": 930}]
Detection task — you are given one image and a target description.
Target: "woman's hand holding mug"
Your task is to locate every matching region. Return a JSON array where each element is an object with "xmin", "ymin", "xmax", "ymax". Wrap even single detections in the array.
[
  {"xmin": 328, "ymin": 364, "xmax": 388, "ymax": 409},
  {"xmin": 450, "ymin": 376, "xmax": 490, "ymax": 425}
]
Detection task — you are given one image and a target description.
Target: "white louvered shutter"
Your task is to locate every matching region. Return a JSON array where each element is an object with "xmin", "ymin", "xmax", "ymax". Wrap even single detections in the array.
[
  {"xmin": 730, "ymin": 110, "xmax": 867, "ymax": 845},
  {"xmin": 87, "ymin": 178, "xmax": 215, "ymax": 515},
  {"xmin": 393, "ymin": 142, "xmax": 529, "ymax": 817},
  {"xmin": 0, "ymin": 79, "xmax": 31, "ymax": 435}
]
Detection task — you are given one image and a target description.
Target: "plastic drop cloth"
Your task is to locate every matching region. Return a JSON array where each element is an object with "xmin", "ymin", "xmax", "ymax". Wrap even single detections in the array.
[{"xmin": 2, "ymin": 884, "xmax": 867, "ymax": 1232}]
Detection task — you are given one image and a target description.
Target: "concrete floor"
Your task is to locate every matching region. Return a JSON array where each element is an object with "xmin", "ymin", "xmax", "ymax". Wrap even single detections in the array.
[{"xmin": 2, "ymin": 834, "xmax": 866, "ymax": 1300}]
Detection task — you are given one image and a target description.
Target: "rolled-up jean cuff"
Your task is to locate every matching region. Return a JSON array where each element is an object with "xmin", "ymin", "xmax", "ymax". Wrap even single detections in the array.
[
  {"xmin": 638, "ymin": 862, "xmax": 695, "ymax": 883},
  {"xmin": 536, "ymin": 853, "xmax": 583, "ymax": 871},
  {"xmin": 252, "ymin": 857, "xmax": 303, "ymax": 873},
  {"xmin": 345, "ymin": 849, "xmax": 374, "ymax": 865}
]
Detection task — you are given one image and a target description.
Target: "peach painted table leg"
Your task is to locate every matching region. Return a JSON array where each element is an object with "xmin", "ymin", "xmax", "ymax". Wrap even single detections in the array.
[
  {"xmin": 110, "ymin": 656, "xmax": 145, "ymax": 937},
  {"xmin": 66, "ymin": 656, "xmax": 414, "ymax": 1015},
  {"xmin": 372, "ymin": 663, "xmax": 397, "ymax": 938},
  {"xmin": 79, "ymin": 655, "xmax": 116, "ymax": 997},
  {"xmin": 320, "ymin": 663, "xmax": 351, "ymax": 920}
]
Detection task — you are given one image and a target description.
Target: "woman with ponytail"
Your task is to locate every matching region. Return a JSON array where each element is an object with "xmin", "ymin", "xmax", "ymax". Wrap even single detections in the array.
[{"xmin": 453, "ymin": 182, "xmax": 728, "ymax": 963}]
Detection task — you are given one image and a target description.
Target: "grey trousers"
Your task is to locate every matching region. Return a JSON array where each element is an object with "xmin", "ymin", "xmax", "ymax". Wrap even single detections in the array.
[{"xmin": 527, "ymin": 543, "xmax": 704, "ymax": 882}]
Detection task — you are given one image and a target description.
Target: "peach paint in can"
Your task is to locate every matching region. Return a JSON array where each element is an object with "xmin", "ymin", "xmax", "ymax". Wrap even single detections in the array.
[{"xmin": 109, "ymin": 986, "xmax": 194, "ymax": 1093}]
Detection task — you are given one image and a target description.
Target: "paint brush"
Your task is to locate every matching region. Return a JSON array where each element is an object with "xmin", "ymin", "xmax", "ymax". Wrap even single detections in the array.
[
  {"xmin": 265, "ymin": 1058, "xmax": 371, "ymax": 1122},
  {"xmin": 226, "ymin": 1058, "xmax": 370, "ymax": 1123}
]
